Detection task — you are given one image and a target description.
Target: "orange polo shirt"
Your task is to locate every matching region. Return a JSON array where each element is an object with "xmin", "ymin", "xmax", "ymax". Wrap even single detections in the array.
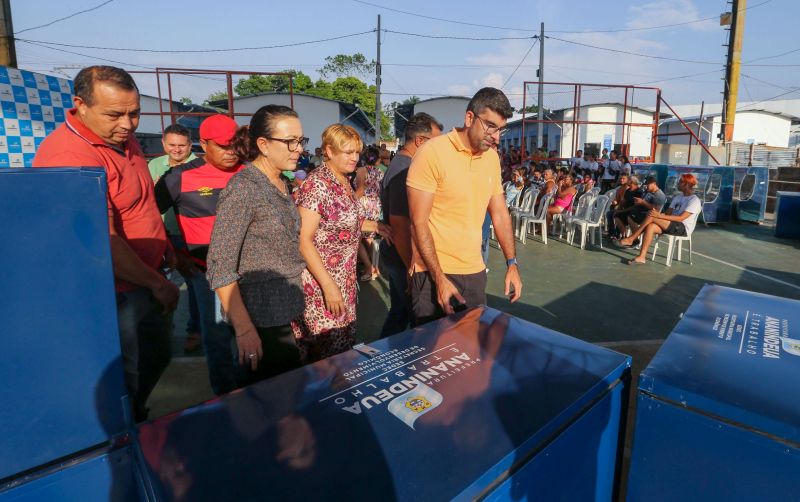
[
  {"xmin": 406, "ymin": 129, "xmax": 503, "ymax": 275},
  {"xmin": 33, "ymin": 109, "xmax": 168, "ymax": 293}
]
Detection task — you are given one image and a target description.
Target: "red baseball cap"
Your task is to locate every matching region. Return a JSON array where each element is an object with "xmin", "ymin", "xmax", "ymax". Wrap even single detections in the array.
[{"xmin": 199, "ymin": 114, "xmax": 238, "ymax": 146}]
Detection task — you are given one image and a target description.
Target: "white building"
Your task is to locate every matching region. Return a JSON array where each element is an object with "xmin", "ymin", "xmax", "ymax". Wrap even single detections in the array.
[
  {"xmin": 394, "ymin": 96, "xmax": 469, "ymax": 140},
  {"xmin": 215, "ymin": 92, "xmax": 375, "ymax": 149},
  {"xmin": 501, "ymin": 103, "xmax": 667, "ymax": 158},
  {"xmin": 658, "ymin": 107, "xmax": 795, "ymax": 148}
]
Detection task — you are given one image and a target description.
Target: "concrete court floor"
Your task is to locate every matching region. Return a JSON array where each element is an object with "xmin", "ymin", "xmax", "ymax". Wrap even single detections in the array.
[{"xmin": 147, "ymin": 218, "xmax": 799, "ymax": 496}]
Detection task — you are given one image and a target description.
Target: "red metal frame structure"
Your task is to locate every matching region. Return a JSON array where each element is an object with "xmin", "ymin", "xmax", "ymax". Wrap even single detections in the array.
[
  {"xmin": 128, "ymin": 68, "xmax": 294, "ymax": 132},
  {"xmin": 520, "ymin": 81, "xmax": 719, "ymax": 165}
]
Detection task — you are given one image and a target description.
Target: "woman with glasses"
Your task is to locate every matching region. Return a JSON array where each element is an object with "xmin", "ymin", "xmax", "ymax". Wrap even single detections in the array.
[
  {"xmin": 293, "ymin": 124, "xmax": 391, "ymax": 363},
  {"xmin": 206, "ymin": 105, "xmax": 308, "ymax": 385}
]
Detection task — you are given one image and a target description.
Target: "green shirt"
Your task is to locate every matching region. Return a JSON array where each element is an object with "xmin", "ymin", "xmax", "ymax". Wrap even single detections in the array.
[{"xmin": 147, "ymin": 153, "xmax": 197, "ymax": 236}]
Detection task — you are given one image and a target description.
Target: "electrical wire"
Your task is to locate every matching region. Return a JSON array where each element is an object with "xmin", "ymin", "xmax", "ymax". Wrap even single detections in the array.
[
  {"xmin": 546, "ymin": 35, "xmax": 720, "ymax": 65},
  {"xmin": 14, "ymin": 30, "xmax": 376, "ymax": 53},
  {"xmin": 502, "ymin": 39, "xmax": 538, "ymax": 90},
  {"xmin": 352, "ymin": 0, "xmax": 771, "ymax": 34},
  {"xmin": 381, "ymin": 30, "xmax": 534, "ymax": 41},
  {"xmin": 16, "ymin": 0, "xmax": 117, "ymax": 34}
]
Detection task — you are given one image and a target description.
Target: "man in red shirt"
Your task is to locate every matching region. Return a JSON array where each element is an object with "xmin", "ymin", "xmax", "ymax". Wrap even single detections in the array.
[
  {"xmin": 155, "ymin": 114, "xmax": 245, "ymax": 395},
  {"xmin": 33, "ymin": 65, "xmax": 179, "ymax": 422}
]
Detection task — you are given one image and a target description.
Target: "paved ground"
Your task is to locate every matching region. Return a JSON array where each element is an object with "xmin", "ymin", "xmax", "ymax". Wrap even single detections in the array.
[{"xmin": 147, "ymin": 217, "xmax": 799, "ymax": 498}]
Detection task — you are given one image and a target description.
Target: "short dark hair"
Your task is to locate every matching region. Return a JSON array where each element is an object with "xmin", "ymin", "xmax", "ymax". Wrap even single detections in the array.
[
  {"xmin": 404, "ymin": 112, "xmax": 441, "ymax": 142},
  {"xmin": 467, "ymin": 87, "xmax": 513, "ymax": 119},
  {"xmin": 163, "ymin": 123, "xmax": 191, "ymax": 139},
  {"xmin": 73, "ymin": 66, "xmax": 138, "ymax": 106}
]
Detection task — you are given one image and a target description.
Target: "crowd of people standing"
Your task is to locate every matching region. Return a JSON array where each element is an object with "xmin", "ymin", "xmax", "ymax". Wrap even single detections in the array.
[{"xmin": 32, "ymin": 65, "xmax": 522, "ymax": 421}]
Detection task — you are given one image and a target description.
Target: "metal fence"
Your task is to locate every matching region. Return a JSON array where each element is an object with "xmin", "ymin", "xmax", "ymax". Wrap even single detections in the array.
[{"xmin": 732, "ymin": 143, "xmax": 799, "ymax": 168}]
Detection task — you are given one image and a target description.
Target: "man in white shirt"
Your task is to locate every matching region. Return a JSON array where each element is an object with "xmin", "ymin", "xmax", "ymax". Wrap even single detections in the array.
[
  {"xmin": 601, "ymin": 151, "xmax": 621, "ymax": 192},
  {"xmin": 620, "ymin": 173, "xmax": 702, "ymax": 265}
]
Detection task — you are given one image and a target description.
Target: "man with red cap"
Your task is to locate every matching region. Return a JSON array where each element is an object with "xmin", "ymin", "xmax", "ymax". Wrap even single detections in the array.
[
  {"xmin": 34, "ymin": 65, "xmax": 178, "ymax": 422},
  {"xmin": 155, "ymin": 114, "xmax": 245, "ymax": 395}
]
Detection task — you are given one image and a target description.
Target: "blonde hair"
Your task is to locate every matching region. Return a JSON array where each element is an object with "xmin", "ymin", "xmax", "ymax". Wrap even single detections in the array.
[{"xmin": 321, "ymin": 123, "xmax": 363, "ymax": 156}]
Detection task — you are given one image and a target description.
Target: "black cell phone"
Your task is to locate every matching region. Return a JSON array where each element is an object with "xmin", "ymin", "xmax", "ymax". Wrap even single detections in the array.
[{"xmin": 450, "ymin": 298, "xmax": 467, "ymax": 313}]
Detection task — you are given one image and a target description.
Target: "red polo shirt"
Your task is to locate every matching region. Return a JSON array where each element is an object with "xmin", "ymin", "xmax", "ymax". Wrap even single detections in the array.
[{"xmin": 33, "ymin": 109, "xmax": 168, "ymax": 292}]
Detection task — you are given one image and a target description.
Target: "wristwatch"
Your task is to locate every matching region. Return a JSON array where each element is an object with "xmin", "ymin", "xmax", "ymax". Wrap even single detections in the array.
[{"xmin": 506, "ymin": 257, "xmax": 518, "ymax": 267}]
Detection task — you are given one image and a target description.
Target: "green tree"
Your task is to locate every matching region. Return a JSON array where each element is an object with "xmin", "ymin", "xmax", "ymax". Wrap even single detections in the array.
[
  {"xmin": 320, "ymin": 53, "xmax": 376, "ymax": 79},
  {"xmin": 234, "ymin": 70, "xmax": 314, "ymax": 96},
  {"xmin": 178, "ymin": 96, "xmax": 193, "ymax": 105},
  {"xmin": 204, "ymin": 90, "xmax": 229, "ymax": 105}
]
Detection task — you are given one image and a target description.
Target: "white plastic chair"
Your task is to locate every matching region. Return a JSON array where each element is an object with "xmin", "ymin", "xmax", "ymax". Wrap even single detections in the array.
[
  {"xmin": 520, "ymin": 192, "xmax": 553, "ymax": 245},
  {"xmin": 564, "ymin": 193, "xmax": 595, "ymax": 243},
  {"xmin": 569, "ymin": 195, "xmax": 610, "ymax": 250},
  {"xmin": 651, "ymin": 233, "xmax": 693, "ymax": 267},
  {"xmin": 511, "ymin": 188, "xmax": 538, "ymax": 238}
]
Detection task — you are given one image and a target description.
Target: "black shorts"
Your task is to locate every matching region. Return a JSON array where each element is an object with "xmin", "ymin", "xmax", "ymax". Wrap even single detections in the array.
[
  {"xmin": 629, "ymin": 211, "xmax": 648, "ymax": 224},
  {"xmin": 664, "ymin": 221, "xmax": 687, "ymax": 236},
  {"xmin": 410, "ymin": 270, "xmax": 487, "ymax": 327}
]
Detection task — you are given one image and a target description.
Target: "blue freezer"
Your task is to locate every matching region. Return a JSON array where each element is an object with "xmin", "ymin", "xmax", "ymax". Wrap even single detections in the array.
[
  {"xmin": 774, "ymin": 191, "xmax": 800, "ymax": 239},
  {"xmin": 627, "ymin": 285, "xmax": 800, "ymax": 501},
  {"xmin": 0, "ymin": 168, "xmax": 138, "ymax": 500},
  {"xmin": 138, "ymin": 308, "xmax": 631, "ymax": 501},
  {"xmin": 1, "ymin": 168, "xmax": 632, "ymax": 500}
]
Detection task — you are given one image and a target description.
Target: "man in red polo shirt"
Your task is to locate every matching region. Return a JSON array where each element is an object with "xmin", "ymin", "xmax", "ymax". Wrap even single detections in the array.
[
  {"xmin": 33, "ymin": 65, "xmax": 178, "ymax": 422},
  {"xmin": 154, "ymin": 114, "xmax": 244, "ymax": 395}
]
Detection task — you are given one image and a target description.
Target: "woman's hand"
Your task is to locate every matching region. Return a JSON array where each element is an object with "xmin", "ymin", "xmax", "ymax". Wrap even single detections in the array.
[
  {"xmin": 235, "ymin": 324, "xmax": 262, "ymax": 371},
  {"xmin": 321, "ymin": 282, "xmax": 345, "ymax": 317},
  {"xmin": 377, "ymin": 222, "xmax": 393, "ymax": 246}
]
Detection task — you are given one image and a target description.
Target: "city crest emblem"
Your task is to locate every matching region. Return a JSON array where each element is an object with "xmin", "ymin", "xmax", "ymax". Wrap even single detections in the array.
[
  {"xmin": 405, "ymin": 396, "xmax": 432, "ymax": 413},
  {"xmin": 388, "ymin": 383, "xmax": 443, "ymax": 430}
]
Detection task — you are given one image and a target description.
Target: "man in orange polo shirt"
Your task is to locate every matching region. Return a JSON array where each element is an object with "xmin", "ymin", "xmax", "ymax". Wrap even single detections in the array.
[
  {"xmin": 34, "ymin": 65, "xmax": 178, "ymax": 421},
  {"xmin": 407, "ymin": 87, "xmax": 522, "ymax": 325}
]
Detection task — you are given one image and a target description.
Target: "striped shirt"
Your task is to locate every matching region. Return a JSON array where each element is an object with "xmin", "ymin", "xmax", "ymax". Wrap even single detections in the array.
[{"xmin": 155, "ymin": 158, "xmax": 244, "ymax": 265}]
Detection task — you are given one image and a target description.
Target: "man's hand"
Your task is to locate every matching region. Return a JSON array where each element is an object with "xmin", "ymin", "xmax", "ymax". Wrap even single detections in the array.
[
  {"xmin": 505, "ymin": 265, "xmax": 522, "ymax": 303},
  {"xmin": 649, "ymin": 208, "xmax": 663, "ymax": 219},
  {"xmin": 152, "ymin": 278, "xmax": 179, "ymax": 314},
  {"xmin": 174, "ymin": 252, "xmax": 200, "ymax": 277},
  {"xmin": 435, "ymin": 275, "xmax": 465, "ymax": 315}
]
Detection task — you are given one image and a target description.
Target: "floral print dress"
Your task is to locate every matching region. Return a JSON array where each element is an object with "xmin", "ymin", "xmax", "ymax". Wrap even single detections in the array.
[
  {"xmin": 292, "ymin": 163, "xmax": 365, "ymax": 362},
  {"xmin": 359, "ymin": 165, "xmax": 384, "ymax": 224}
]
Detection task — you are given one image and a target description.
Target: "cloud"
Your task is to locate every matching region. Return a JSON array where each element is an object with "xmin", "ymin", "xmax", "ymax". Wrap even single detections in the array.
[
  {"xmin": 447, "ymin": 84, "xmax": 472, "ymax": 96},
  {"xmin": 626, "ymin": 0, "xmax": 718, "ymax": 33}
]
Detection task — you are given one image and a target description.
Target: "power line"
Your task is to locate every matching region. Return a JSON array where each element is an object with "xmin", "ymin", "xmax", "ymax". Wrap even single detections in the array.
[
  {"xmin": 738, "ymin": 88, "xmax": 800, "ymax": 110},
  {"xmin": 353, "ymin": 0, "xmax": 772, "ymax": 34},
  {"xmin": 546, "ymin": 35, "xmax": 720, "ymax": 65},
  {"xmin": 502, "ymin": 39, "xmax": 538, "ymax": 90},
  {"xmin": 16, "ymin": 0, "xmax": 117, "ymax": 34},
  {"xmin": 741, "ymin": 73, "xmax": 800, "ymax": 92},
  {"xmin": 14, "ymin": 30, "xmax": 376, "ymax": 53},
  {"xmin": 382, "ymin": 29, "xmax": 534, "ymax": 41}
]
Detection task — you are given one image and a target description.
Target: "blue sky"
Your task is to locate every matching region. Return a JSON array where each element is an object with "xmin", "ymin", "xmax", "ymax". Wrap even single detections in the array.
[{"xmin": 10, "ymin": 0, "xmax": 800, "ymax": 111}]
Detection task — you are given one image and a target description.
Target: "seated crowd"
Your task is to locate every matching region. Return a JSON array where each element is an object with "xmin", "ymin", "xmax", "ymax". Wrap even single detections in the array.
[{"xmin": 501, "ymin": 147, "xmax": 702, "ymax": 263}]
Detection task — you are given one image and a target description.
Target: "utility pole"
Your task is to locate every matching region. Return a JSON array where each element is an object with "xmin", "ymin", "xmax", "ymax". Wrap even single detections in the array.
[
  {"xmin": 721, "ymin": 0, "xmax": 746, "ymax": 143},
  {"xmin": 375, "ymin": 15, "xmax": 382, "ymax": 144},
  {"xmin": 536, "ymin": 23, "xmax": 544, "ymax": 151},
  {"xmin": 0, "ymin": 0, "xmax": 17, "ymax": 68}
]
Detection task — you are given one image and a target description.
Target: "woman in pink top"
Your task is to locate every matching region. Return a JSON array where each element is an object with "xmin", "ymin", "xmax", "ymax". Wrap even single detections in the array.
[{"xmin": 547, "ymin": 174, "xmax": 577, "ymax": 233}]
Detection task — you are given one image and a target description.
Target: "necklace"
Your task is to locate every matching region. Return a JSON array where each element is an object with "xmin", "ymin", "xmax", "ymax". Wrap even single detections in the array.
[{"xmin": 253, "ymin": 159, "xmax": 288, "ymax": 196}]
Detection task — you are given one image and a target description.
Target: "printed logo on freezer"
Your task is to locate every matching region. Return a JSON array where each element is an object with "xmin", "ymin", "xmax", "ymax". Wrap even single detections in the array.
[
  {"xmin": 780, "ymin": 337, "xmax": 800, "ymax": 356},
  {"xmin": 387, "ymin": 383, "xmax": 443, "ymax": 430}
]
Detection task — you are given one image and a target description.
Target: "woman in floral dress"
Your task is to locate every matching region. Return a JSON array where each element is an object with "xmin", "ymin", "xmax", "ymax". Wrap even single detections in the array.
[
  {"xmin": 293, "ymin": 124, "xmax": 391, "ymax": 362},
  {"xmin": 354, "ymin": 145, "xmax": 384, "ymax": 281}
]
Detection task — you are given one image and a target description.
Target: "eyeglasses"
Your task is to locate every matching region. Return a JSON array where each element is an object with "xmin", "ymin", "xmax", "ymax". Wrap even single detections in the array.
[
  {"xmin": 266, "ymin": 136, "xmax": 309, "ymax": 151},
  {"xmin": 474, "ymin": 115, "xmax": 508, "ymax": 136}
]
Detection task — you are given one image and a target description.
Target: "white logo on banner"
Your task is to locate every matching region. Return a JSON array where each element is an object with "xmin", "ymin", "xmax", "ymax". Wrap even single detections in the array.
[{"xmin": 387, "ymin": 383, "xmax": 443, "ymax": 430}]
